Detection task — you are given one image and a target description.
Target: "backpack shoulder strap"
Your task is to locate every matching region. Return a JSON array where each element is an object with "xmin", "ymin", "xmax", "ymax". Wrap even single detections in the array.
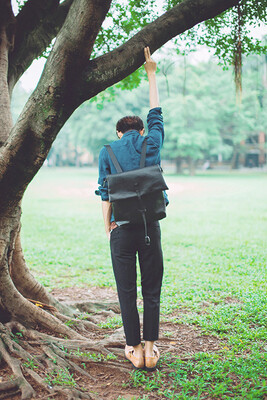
[
  {"xmin": 140, "ymin": 137, "xmax": 148, "ymax": 169},
  {"xmin": 104, "ymin": 145, "xmax": 123, "ymax": 173}
]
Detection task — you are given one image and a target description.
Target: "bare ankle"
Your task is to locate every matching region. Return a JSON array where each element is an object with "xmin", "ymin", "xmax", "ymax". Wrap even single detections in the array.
[
  {"xmin": 133, "ymin": 343, "xmax": 142, "ymax": 351},
  {"xmin": 144, "ymin": 341, "xmax": 155, "ymax": 355}
]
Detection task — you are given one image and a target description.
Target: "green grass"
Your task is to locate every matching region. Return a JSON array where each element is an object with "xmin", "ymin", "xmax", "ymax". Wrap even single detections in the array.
[
  {"xmin": 127, "ymin": 352, "xmax": 267, "ymax": 399},
  {"xmin": 21, "ymin": 167, "xmax": 267, "ymax": 399},
  {"xmin": 98, "ymin": 315, "xmax": 123, "ymax": 329},
  {"xmin": 45, "ymin": 367, "xmax": 76, "ymax": 387}
]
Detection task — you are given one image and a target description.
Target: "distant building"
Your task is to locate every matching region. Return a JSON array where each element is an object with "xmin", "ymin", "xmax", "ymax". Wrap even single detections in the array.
[{"xmin": 240, "ymin": 132, "xmax": 266, "ymax": 167}]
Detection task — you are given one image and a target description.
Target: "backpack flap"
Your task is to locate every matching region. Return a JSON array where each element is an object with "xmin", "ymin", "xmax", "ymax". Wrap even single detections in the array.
[
  {"xmin": 112, "ymin": 190, "xmax": 167, "ymax": 223},
  {"xmin": 106, "ymin": 164, "xmax": 168, "ymax": 202}
]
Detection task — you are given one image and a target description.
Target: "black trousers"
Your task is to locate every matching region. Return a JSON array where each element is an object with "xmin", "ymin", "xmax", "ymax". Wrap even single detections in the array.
[{"xmin": 110, "ymin": 221, "xmax": 164, "ymax": 346}]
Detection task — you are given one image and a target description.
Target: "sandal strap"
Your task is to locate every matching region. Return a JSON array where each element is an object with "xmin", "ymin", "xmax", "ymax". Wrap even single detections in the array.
[
  {"xmin": 152, "ymin": 345, "xmax": 160, "ymax": 357},
  {"xmin": 125, "ymin": 345, "xmax": 135, "ymax": 355},
  {"xmin": 145, "ymin": 345, "xmax": 160, "ymax": 358}
]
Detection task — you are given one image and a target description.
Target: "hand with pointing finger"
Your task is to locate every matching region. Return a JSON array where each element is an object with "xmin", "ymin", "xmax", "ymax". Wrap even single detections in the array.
[{"xmin": 144, "ymin": 46, "xmax": 157, "ymax": 75}]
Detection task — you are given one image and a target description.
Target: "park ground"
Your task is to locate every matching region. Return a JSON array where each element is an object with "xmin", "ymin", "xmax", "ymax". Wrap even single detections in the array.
[{"xmin": 2, "ymin": 167, "xmax": 267, "ymax": 399}]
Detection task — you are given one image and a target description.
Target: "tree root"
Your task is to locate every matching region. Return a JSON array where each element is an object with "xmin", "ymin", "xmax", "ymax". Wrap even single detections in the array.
[
  {"xmin": 0, "ymin": 379, "xmax": 21, "ymax": 399},
  {"xmin": 0, "ymin": 308, "xmax": 187, "ymax": 400},
  {"xmin": 55, "ymin": 312, "xmax": 103, "ymax": 332},
  {"xmin": 0, "ymin": 337, "xmax": 35, "ymax": 400},
  {"xmin": 74, "ymin": 301, "xmax": 120, "ymax": 315},
  {"xmin": 0, "ymin": 300, "xmax": 131, "ymax": 400}
]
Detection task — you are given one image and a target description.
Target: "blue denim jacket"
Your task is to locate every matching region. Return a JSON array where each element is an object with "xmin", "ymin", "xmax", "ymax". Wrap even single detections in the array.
[{"xmin": 96, "ymin": 107, "xmax": 168, "ymax": 209}]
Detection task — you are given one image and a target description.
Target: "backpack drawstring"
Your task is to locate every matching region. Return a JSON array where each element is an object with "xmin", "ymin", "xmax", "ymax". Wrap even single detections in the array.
[{"xmin": 135, "ymin": 185, "xmax": 150, "ymax": 246}]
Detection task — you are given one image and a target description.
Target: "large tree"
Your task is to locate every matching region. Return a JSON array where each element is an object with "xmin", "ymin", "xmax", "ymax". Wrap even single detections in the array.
[{"xmin": 0, "ymin": 0, "xmax": 265, "ymax": 398}]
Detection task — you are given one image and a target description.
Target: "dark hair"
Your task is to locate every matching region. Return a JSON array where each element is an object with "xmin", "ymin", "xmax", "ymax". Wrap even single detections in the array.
[{"xmin": 116, "ymin": 116, "xmax": 144, "ymax": 134}]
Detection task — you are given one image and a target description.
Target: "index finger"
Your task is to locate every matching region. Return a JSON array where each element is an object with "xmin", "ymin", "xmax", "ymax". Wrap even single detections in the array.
[{"xmin": 144, "ymin": 46, "xmax": 151, "ymax": 61}]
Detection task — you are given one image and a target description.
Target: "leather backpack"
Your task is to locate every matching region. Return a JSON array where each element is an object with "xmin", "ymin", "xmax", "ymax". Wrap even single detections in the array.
[{"xmin": 104, "ymin": 138, "xmax": 168, "ymax": 245}]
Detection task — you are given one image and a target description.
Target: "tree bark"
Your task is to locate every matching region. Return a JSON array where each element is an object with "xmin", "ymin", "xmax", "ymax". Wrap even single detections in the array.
[
  {"xmin": 0, "ymin": 205, "xmax": 79, "ymax": 335},
  {"xmin": 8, "ymin": 0, "xmax": 73, "ymax": 92},
  {"xmin": 0, "ymin": 0, "xmax": 15, "ymax": 145}
]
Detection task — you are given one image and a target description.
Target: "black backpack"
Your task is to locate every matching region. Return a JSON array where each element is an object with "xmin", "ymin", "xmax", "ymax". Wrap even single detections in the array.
[{"xmin": 104, "ymin": 138, "xmax": 168, "ymax": 245}]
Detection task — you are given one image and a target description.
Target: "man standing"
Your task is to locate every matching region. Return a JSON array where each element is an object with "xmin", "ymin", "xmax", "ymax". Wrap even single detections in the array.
[{"xmin": 96, "ymin": 47, "xmax": 166, "ymax": 371}]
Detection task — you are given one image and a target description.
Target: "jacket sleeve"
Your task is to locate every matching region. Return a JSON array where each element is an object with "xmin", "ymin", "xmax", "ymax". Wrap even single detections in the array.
[
  {"xmin": 95, "ymin": 147, "xmax": 110, "ymax": 201},
  {"xmin": 146, "ymin": 107, "xmax": 164, "ymax": 149}
]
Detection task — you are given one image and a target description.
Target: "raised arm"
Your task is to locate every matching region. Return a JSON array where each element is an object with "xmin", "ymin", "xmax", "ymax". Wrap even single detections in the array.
[{"xmin": 144, "ymin": 47, "xmax": 159, "ymax": 109}]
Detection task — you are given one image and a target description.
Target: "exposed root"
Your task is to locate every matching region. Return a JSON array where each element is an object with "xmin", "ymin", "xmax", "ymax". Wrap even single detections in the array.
[
  {"xmin": 0, "ymin": 325, "xmax": 115, "ymax": 399},
  {"xmin": 26, "ymin": 298, "xmax": 57, "ymax": 313},
  {"xmin": 54, "ymin": 388, "xmax": 94, "ymax": 400},
  {"xmin": 50, "ymin": 343, "xmax": 97, "ymax": 380},
  {"xmin": 0, "ymin": 379, "xmax": 21, "ymax": 399},
  {"xmin": 0, "ymin": 299, "xmax": 133, "ymax": 399},
  {"xmin": 21, "ymin": 368, "xmax": 48, "ymax": 392},
  {"xmin": 74, "ymin": 301, "xmax": 120, "ymax": 315},
  {"xmin": 0, "ymin": 337, "xmax": 35, "ymax": 400},
  {"xmin": 55, "ymin": 312, "xmax": 103, "ymax": 332}
]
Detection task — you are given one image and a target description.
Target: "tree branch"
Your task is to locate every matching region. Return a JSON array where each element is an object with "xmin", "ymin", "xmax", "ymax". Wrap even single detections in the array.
[
  {"xmin": 8, "ymin": 0, "xmax": 73, "ymax": 92},
  {"xmin": 79, "ymin": 0, "xmax": 239, "ymax": 102}
]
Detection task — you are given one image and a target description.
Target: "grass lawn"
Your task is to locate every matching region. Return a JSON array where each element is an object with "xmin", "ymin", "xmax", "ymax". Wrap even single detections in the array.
[{"xmin": 21, "ymin": 167, "xmax": 267, "ymax": 399}]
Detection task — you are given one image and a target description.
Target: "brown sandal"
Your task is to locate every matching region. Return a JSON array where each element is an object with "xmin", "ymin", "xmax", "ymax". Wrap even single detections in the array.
[
  {"xmin": 125, "ymin": 345, "xmax": 144, "ymax": 369},
  {"xmin": 144, "ymin": 345, "xmax": 160, "ymax": 371}
]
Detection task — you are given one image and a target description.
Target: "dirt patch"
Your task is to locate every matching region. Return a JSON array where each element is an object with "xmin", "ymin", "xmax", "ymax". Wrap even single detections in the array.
[
  {"xmin": 50, "ymin": 286, "xmax": 118, "ymax": 303},
  {"xmin": 159, "ymin": 323, "xmax": 223, "ymax": 355},
  {"xmin": 224, "ymin": 296, "xmax": 243, "ymax": 304}
]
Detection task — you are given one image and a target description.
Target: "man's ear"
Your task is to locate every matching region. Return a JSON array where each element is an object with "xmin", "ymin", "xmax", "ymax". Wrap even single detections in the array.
[
  {"xmin": 139, "ymin": 128, "xmax": 145, "ymax": 136},
  {"xmin": 117, "ymin": 131, "xmax": 123, "ymax": 139}
]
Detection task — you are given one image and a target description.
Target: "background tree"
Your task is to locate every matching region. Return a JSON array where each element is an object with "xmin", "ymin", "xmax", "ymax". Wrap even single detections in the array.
[
  {"xmin": 0, "ymin": 0, "xmax": 266, "ymax": 398},
  {"xmin": 161, "ymin": 55, "xmax": 266, "ymax": 172}
]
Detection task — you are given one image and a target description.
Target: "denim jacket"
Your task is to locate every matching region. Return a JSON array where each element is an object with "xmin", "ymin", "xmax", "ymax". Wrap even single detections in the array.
[{"xmin": 95, "ymin": 107, "xmax": 168, "ymax": 208}]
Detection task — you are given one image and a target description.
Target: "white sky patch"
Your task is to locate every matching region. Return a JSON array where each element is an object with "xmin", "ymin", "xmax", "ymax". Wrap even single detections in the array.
[
  {"xmin": 20, "ymin": 59, "xmax": 46, "ymax": 92},
  {"xmin": 11, "ymin": 0, "xmax": 18, "ymax": 15}
]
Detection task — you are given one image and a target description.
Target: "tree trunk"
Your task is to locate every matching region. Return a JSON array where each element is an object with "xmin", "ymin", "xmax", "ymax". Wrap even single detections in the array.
[
  {"xmin": 0, "ymin": 1, "xmax": 15, "ymax": 145},
  {"xmin": 10, "ymin": 231, "xmax": 74, "ymax": 315},
  {"xmin": 175, "ymin": 157, "xmax": 184, "ymax": 174},
  {"xmin": 231, "ymin": 145, "xmax": 240, "ymax": 169},
  {"xmin": 0, "ymin": 204, "xmax": 80, "ymax": 335},
  {"xmin": 0, "ymin": 206, "xmax": 21, "ymax": 322},
  {"xmin": 188, "ymin": 157, "xmax": 196, "ymax": 176},
  {"xmin": 0, "ymin": 1, "xmax": 75, "ymax": 327}
]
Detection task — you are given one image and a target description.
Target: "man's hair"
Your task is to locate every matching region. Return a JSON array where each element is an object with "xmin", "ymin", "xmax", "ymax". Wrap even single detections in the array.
[{"xmin": 116, "ymin": 116, "xmax": 144, "ymax": 134}]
